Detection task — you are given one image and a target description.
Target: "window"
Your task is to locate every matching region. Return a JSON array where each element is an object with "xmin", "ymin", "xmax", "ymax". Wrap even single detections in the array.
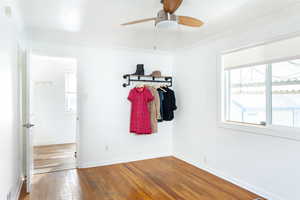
[
  {"xmin": 226, "ymin": 65, "xmax": 266, "ymax": 125},
  {"xmin": 65, "ymin": 72, "xmax": 77, "ymax": 113},
  {"xmin": 224, "ymin": 58, "xmax": 300, "ymax": 128},
  {"xmin": 272, "ymin": 60, "xmax": 300, "ymax": 128},
  {"xmin": 222, "ymin": 35, "xmax": 300, "ymax": 129}
]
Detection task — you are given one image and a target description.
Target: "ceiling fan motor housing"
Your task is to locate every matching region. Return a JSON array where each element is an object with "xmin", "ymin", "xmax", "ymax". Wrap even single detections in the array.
[{"xmin": 155, "ymin": 10, "xmax": 178, "ymax": 28}]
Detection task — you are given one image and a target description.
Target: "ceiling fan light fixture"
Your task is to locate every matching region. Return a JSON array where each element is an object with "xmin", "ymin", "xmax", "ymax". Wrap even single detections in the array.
[
  {"xmin": 155, "ymin": 10, "xmax": 178, "ymax": 29},
  {"xmin": 155, "ymin": 20, "xmax": 178, "ymax": 29}
]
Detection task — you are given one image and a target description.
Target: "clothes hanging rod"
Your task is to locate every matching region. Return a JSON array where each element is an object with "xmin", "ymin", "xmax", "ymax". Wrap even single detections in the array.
[{"xmin": 122, "ymin": 74, "xmax": 173, "ymax": 87}]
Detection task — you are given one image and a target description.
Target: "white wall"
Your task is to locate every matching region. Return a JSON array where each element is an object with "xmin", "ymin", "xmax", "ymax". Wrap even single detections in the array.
[
  {"xmin": 28, "ymin": 41, "xmax": 174, "ymax": 167},
  {"xmin": 0, "ymin": 1, "xmax": 22, "ymax": 199},
  {"xmin": 24, "ymin": 4, "xmax": 300, "ymax": 200},
  {"xmin": 173, "ymin": 5, "xmax": 300, "ymax": 200},
  {"xmin": 30, "ymin": 55, "xmax": 77, "ymax": 146}
]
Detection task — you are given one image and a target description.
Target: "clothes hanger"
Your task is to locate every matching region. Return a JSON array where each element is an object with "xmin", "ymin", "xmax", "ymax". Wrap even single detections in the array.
[
  {"xmin": 135, "ymin": 83, "xmax": 144, "ymax": 88},
  {"xmin": 159, "ymin": 85, "xmax": 167, "ymax": 92}
]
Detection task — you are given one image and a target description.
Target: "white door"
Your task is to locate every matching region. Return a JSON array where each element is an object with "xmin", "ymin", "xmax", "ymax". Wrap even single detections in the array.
[{"xmin": 21, "ymin": 50, "xmax": 34, "ymax": 193}]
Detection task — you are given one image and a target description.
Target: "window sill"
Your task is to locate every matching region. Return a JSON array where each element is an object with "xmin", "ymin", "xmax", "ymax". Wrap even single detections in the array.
[{"xmin": 218, "ymin": 121, "xmax": 300, "ymax": 141}]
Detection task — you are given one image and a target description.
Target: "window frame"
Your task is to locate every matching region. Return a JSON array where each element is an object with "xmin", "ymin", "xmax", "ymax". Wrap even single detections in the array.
[
  {"xmin": 218, "ymin": 43, "xmax": 300, "ymax": 141},
  {"xmin": 65, "ymin": 71, "xmax": 77, "ymax": 114}
]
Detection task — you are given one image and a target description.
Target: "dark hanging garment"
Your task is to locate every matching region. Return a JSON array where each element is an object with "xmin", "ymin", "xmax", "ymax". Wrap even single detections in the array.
[
  {"xmin": 157, "ymin": 88, "xmax": 165, "ymax": 122},
  {"xmin": 162, "ymin": 87, "xmax": 177, "ymax": 121}
]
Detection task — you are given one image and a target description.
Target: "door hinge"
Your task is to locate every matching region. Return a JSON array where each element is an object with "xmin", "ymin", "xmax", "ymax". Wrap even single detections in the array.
[{"xmin": 23, "ymin": 123, "xmax": 35, "ymax": 128}]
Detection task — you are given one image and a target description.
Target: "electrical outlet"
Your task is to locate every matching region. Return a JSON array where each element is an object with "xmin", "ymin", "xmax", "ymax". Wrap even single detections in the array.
[{"xmin": 105, "ymin": 145, "xmax": 109, "ymax": 151}]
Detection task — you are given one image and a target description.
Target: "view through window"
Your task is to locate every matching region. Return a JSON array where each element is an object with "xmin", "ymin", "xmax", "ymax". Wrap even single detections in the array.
[
  {"xmin": 227, "ymin": 65, "xmax": 266, "ymax": 125},
  {"xmin": 65, "ymin": 72, "xmax": 77, "ymax": 113},
  {"xmin": 225, "ymin": 59, "xmax": 300, "ymax": 128},
  {"xmin": 272, "ymin": 60, "xmax": 300, "ymax": 128}
]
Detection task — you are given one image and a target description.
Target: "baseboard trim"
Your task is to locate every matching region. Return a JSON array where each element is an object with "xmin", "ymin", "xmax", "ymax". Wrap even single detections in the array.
[
  {"xmin": 9, "ymin": 176, "xmax": 24, "ymax": 200},
  {"xmin": 174, "ymin": 154, "xmax": 284, "ymax": 200},
  {"xmin": 15, "ymin": 177, "xmax": 23, "ymax": 200},
  {"xmin": 79, "ymin": 153, "xmax": 172, "ymax": 168}
]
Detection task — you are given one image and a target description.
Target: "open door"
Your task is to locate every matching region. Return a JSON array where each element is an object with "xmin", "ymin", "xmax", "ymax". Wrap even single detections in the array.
[{"xmin": 20, "ymin": 49, "xmax": 34, "ymax": 193}]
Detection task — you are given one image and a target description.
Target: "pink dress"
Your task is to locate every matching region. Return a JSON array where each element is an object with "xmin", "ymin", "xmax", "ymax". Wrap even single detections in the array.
[{"xmin": 128, "ymin": 87, "xmax": 154, "ymax": 134}]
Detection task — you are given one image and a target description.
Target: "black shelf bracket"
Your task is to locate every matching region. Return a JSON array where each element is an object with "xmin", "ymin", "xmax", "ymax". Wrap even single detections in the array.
[{"xmin": 122, "ymin": 74, "xmax": 173, "ymax": 88}]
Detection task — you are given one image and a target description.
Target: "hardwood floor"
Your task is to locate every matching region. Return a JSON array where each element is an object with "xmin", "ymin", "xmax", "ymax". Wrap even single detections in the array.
[
  {"xmin": 34, "ymin": 143, "xmax": 76, "ymax": 174},
  {"xmin": 20, "ymin": 156, "xmax": 265, "ymax": 200}
]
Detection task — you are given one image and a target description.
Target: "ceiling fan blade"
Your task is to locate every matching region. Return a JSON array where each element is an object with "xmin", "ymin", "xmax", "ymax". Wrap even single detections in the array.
[
  {"xmin": 163, "ymin": 0, "xmax": 183, "ymax": 14},
  {"xmin": 121, "ymin": 18, "xmax": 156, "ymax": 26},
  {"xmin": 178, "ymin": 16, "xmax": 204, "ymax": 27}
]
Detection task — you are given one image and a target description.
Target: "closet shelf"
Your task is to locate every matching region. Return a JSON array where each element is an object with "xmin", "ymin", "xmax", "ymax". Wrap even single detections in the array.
[{"xmin": 122, "ymin": 74, "xmax": 173, "ymax": 87}]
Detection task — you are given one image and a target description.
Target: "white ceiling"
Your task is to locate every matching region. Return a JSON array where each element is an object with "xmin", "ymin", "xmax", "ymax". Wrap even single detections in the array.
[{"xmin": 18, "ymin": 0, "xmax": 300, "ymax": 51}]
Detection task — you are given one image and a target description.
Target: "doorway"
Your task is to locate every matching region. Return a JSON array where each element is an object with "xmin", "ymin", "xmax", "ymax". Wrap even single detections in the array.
[{"xmin": 29, "ymin": 54, "xmax": 78, "ymax": 174}]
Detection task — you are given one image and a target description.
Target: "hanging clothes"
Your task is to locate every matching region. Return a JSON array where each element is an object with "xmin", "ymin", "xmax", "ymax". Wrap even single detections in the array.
[
  {"xmin": 157, "ymin": 88, "xmax": 165, "ymax": 122},
  {"xmin": 161, "ymin": 87, "xmax": 177, "ymax": 121},
  {"xmin": 145, "ymin": 85, "xmax": 161, "ymax": 133},
  {"xmin": 128, "ymin": 87, "xmax": 154, "ymax": 134}
]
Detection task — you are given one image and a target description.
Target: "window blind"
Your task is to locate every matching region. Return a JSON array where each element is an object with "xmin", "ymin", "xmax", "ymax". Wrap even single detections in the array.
[{"xmin": 222, "ymin": 36, "xmax": 300, "ymax": 70}]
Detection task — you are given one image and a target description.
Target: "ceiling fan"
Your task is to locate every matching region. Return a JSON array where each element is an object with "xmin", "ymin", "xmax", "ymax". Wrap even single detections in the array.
[{"xmin": 121, "ymin": 0, "xmax": 204, "ymax": 28}]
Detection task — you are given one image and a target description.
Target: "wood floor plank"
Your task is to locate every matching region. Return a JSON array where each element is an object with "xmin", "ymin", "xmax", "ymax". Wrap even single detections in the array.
[
  {"xmin": 33, "ymin": 143, "xmax": 77, "ymax": 174},
  {"xmin": 20, "ymin": 156, "xmax": 265, "ymax": 200},
  {"xmin": 129, "ymin": 158, "xmax": 234, "ymax": 200},
  {"xmin": 165, "ymin": 157, "xmax": 260, "ymax": 199}
]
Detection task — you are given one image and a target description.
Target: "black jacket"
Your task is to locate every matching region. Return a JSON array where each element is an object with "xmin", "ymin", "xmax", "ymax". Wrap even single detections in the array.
[{"xmin": 161, "ymin": 87, "xmax": 177, "ymax": 121}]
